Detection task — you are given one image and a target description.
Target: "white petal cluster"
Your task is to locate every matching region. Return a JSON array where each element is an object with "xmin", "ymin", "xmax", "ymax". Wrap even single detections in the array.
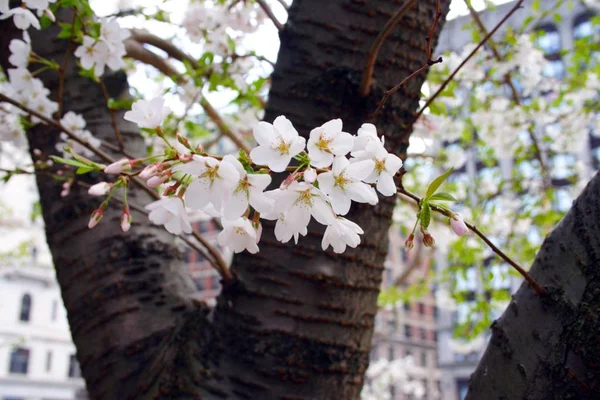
[
  {"xmin": 122, "ymin": 97, "xmax": 405, "ymax": 255},
  {"xmin": 56, "ymin": 111, "xmax": 101, "ymax": 158},
  {"xmin": 0, "ymin": 0, "xmax": 56, "ymax": 30},
  {"xmin": 182, "ymin": 2, "xmax": 265, "ymax": 55},
  {"xmin": 6, "ymin": 67, "xmax": 57, "ymax": 122},
  {"xmin": 74, "ymin": 19, "xmax": 130, "ymax": 77}
]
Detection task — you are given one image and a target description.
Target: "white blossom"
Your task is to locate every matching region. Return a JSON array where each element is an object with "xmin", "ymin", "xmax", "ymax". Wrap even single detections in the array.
[
  {"xmin": 0, "ymin": 7, "xmax": 40, "ymax": 30},
  {"xmin": 175, "ymin": 156, "xmax": 240, "ymax": 211},
  {"xmin": 352, "ymin": 140, "xmax": 403, "ymax": 196},
  {"xmin": 217, "ymin": 217, "xmax": 260, "ymax": 254},
  {"xmin": 74, "ymin": 36, "xmax": 109, "ymax": 76},
  {"xmin": 145, "ymin": 197, "xmax": 192, "ymax": 235},
  {"xmin": 124, "ymin": 97, "xmax": 171, "ymax": 129},
  {"xmin": 221, "ymin": 155, "xmax": 273, "ymax": 220},
  {"xmin": 352, "ymin": 123, "xmax": 379, "ymax": 154},
  {"xmin": 8, "ymin": 32, "xmax": 31, "ymax": 68},
  {"xmin": 307, "ymin": 119, "xmax": 354, "ymax": 168},
  {"xmin": 88, "ymin": 182, "xmax": 111, "ymax": 196},
  {"xmin": 321, "ymin": 217, "xmax": 364, "ymax": 253},
  {"xmin": 317, "ymin": 156, "xmax": 377, "ymax": 215},
  {"xmin": 250, "ymin": 116, "xmax": 306, "ymax": 172}
]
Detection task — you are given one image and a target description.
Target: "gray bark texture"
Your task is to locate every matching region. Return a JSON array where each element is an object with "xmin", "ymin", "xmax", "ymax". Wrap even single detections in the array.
[
  {"xmin": 1, "ymin": 0, "xmax": 451, "ymax": 399},
  {"xmin": 466, "ymin": 173, "xmax": 600, "ymax": 400}
]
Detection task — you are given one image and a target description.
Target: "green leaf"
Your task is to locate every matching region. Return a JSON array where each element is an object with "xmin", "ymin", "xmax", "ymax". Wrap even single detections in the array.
[
  {"xmin": 532, "ymin": 0, "xmax": 541, "ymax": 11},
  {"xmin": 428, "ymin": 192, "xmax": 457, "ymax": 202},
  {"xmin": 420, "ymin": 201, "xmax": 431, "ymax": 229},
  {"xmin": 50, "ymin": 155, "xmax": 91, "ymax": 169},
  {"xmin": 425, "ymin": 168, "xmax": 454, "ymax": 198},
  {"xmin": 76, "ymin": 166, "xmax": 96, "ymax": 175}
]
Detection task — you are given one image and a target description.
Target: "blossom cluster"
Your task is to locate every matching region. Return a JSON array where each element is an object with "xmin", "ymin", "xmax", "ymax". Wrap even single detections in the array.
[
  {"xmin": 74, "ymin": 19, "xmax": 130, "ymax": 77},
  {"xmin": 57, "ymin": 112, "xmax": 100, "ymax": 158},
  {"xmin": 182, "ymin": 1, "xmax": 265, "ymax": 55},
  {"xmin": 0, "ymin": 0, "xmax": 56, "ymax": 30},
  {"xmin": 97, "ymin": 98, "xmax": 404, "ymax": 255},
  {"xmin": 5, "ymin": 31, "xmax": 58, "ymax": 121}
]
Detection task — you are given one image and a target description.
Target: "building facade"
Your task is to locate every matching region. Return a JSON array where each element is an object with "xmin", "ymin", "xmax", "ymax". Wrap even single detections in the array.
[
  {"xmin": 0, "ymin": 265, "xmax": 86, "ymax": 400},
  {"xmin": 434, "ymin": 1, "xmax": 598, "ymax": 399}
]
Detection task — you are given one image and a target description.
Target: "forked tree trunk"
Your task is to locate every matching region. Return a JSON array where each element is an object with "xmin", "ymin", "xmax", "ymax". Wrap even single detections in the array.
[{"xmin": 1, "ymin": 0, "xmax": 449, "ymax": 398}]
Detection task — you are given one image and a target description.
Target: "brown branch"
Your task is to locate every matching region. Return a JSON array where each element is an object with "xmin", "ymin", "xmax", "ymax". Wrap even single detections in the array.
[
  {"xmin": 56, "ymin": 12, "xmax": 76, "ymax": 117},
  {"xmin": 393, "ymin": 238, "xmax": 424, "ymax": 287},
  {"xmin": 129, "ymin": 29, "xmax": 197, "ymax": 66},
  {"xmin": 416, "ymin": 0, "xmax": 525, "ymax": 119},
  {"xmin": 98, "ymin": 79, "xmax": 125, "ymax": 152},
  {"xmin": 396, "ymin": 185, "xmax": 546, "ymax": 295},
  {"xmin": 0, "ymin": 91, "xmax": 232, "ymax": 281},
  {"xmin": 359, "ymin": 0, "xmax": 417, "ymax": 96},
  {"xmin": 464, "ymin": 0, "xmax": 550, "ymax": 188},
  {"xmin": 256, "ymin": 0, "xmax": 284, "ymax": 31},
  {"xmin": 370, "ymin": 0, "xmax": 443, "ymax": 117},
  {"xmin": 274, "ymin": 0, "xmax": 289, "ymax": 11}
]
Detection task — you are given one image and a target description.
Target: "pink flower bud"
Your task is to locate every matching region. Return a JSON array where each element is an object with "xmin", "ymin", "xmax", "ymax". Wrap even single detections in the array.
[
  {"xmin": 121, "ymin": 209, "xmax": 131, "ymax": 232},
  {"xmin": 104, "ymin": 158, "xmax": 132, "ymax": 174},
  {"xmin": 304, "ymin": 168, "xmax": 317, "ymax": 184},
  {"xmin": 147, "ymin": 173, "xmax": 170, "ymax": 188},
  {"xmin": 88, "ymin": 209, "xmax": 103, "ymax": 229},
  {"xmin": 33, "ymin": 149, "xmax": 42, "ymax": 157},
  {"xmin": 139, "ymin": 163, "xmax": 159, "ymax": 179},
  {"xmin": 44, "ymin": 8, "xmax": 56, "ymax": 22},
  {"xmin": 280, "ymin": 171, "xmax": 301, "ymax": 189},
  {"xmin": 422, "ymin": 231, "xmax": 435, "ymax": 248},
  {"xmin": 450, "ymin": 213, "xmax": 469, "ymax": 236},
  {"xmin": 405, "ymin": 234, "xmax": 414, "ymax": 250},
  {"xmin": 88, "ymin": 182, "xmax": 111, "ymax": 196}
]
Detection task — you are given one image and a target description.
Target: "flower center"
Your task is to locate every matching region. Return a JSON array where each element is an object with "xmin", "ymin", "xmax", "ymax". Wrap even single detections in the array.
[
  {"xmin": 316, "ymin": 134, "xmax": 332, "ymax": 153},
  {"xmin": 234, "ymin": 227, "xmax": 247, "ymax": 236},
  {"xmin": 234, "ymin": 177, "xmax": 250, "ymax": 196},
  {"xmin": 296, "ymin": 189, "xmax": 313, "ymax": 207},
  {"xmin": 274, "ymin": 138, "xmax": 290, "ymax": 155},
  {"xmin": 200, "ymin": 165, "xmax": 219, "ymax": 183},
  {"xmin": 375, "ymin": 158, "xmax": 386, "ymax": 173},
  {"xmin": 334, "ymin": 172, "xmax": 349, "ymax": 189}
]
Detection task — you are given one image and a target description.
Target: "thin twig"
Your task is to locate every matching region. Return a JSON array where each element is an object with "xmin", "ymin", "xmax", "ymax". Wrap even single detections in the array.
[
  {"xmin": 0, "ymin": 92, "xmax": 232, "ymax": 281},
  {"xmin": 396, "ymin": 186, "xmax": 546, "ymax": 295},
  {"xmin": 98, "ymin": 79, "xmax": 125, "ymax": 152},
  {"xmin": 371, "ymin": 0, "xmax": 443, "ymax": 118},
  {"xmin": 274, "ymin": 0, "xmax": 289, "ymax": 11},
  {"xmin": 416, "ymin": 0, "xmax": 525, "ymax": 119},
  {"xmin": 57, "ymin": 12, "xmax": 77, "ymax": 117},
  {"xmin": 256, "ymin": 0, "xmax": 284, "ymax": 31},
  {"xmin": 359, "ymin": 0, "xmax": 417, "ymax": 96}
]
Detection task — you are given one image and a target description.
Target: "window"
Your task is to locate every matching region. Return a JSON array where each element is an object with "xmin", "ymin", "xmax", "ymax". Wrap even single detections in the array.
[
  {"xmin": 51, "ymin": 300, "xmax": 58, "ymax": 321},
  {"xmin": 421, "ymin": 351, "xmax": 427, "ymax": 367},
  {"xmin": 19, "ymin": 294, "xmax": 32, "ymax": 322},
  {"xmin": 574, "ymin": 13, "xmax": 599, "ymax": 39},
  {"xmin": 535, "ymin": 24, "xmax": 561, "ymax": 55},
  {"xmin": 9, "ymin": 348, "xmax": 30, "ymax": 374},
  {"xmin": 46, "ymin": 351, "xmax": 52, "ymax": 372},
  {"xmin": 420, "ymin": 328, "xmax": 427, "ymax": 340},
  {"xmin": 404, "ymin": 325, "xmax": 412, "ymax": 338},
  {"xmin": 418, "ymin": 303, "xmax": 425, "ymax": 314},
  {"xmin": 542, "ymin": 60, "xmax": 565, "ymax": 79},
  {"xmin": 387, "ymin": 313, "xmax": 397, "ymax": 332},
  {"xmin": 68, "ymin": 355, "xmax": 81, "ymax": 378},
  {"xmin": 388, "ymin": 345, "xmax": 395, "ymax": 361}
]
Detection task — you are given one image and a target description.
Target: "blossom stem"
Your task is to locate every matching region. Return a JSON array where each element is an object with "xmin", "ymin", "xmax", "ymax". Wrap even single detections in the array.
[
  {"xmin": 99, "ymin": 79, "xmax": 125, "ymax": 152},
  {"xmin": 256, "ymin": 0, "xmax": 284, "ymax": 31},
  {"xmin": 396, "ymin": 186, "xmax": 546, "ymax": 295}
]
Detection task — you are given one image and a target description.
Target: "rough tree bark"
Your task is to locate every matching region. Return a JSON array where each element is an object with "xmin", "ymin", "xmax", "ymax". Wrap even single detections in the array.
[
  {"xmin": 1, "ymin": 0, "xmax": 450, "ymax": 398},
  {"xmin": 466, "ymin": 173, "xmax": 600, "ymax": 400}
]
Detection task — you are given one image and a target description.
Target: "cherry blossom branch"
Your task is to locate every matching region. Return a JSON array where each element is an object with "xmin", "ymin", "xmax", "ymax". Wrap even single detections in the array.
[
  {"xmin": 129, "ymin": 29, "xmax": 197, "ymax": 66},
  {"xmin": 359, "ymin": 0, "xmax": 417, "ymax": 96},
  {"xmin": 256, "ymin": 0, "xmax": 284, "ymax": 31},
  {"xmin": 370, "ymin": 0, "xmax": 443, "ymax": 117},
  {"xmin": 0, "ymin": 92, "xmax": 232, "ymax": 280},
  {"xmin": 464, "ymin": 0, "xmax": 550, "ymax": 188},
  {"xmin": 98, "ymin": 79, "xmax": 125, "ymax": 152},
  {"xmin": 57, "ymin": 12, "xmax": 77, "ymax": 117},
  {"xmin": 396, "ymin": 185, "xmax": 546, "ymax": 295},
  {"xmin": 274, "ymin": 0, "xmax": 289, "ymax": 11},
  {"xmin": 124, "ymin": 39, "xmax": 252, "ymax": 153},
  {"xmin": 416, "ymin": 0, "xmax": 525, "ymax": 119}
]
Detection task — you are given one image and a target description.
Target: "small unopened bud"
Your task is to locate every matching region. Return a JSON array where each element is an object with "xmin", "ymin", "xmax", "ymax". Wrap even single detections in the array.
[
  {"xmin": 104, "ymin": 158, "xmax": 132, "ymax": 174},
  {"xmin": 450, "ymin": 213, "xmax": 468, "ymax": 237},
  {"xmin": 405, "ymin": 234, "xmax": 415, "ymax": 250},
  {"xmin": 280, "ymin": 171, "xmax": 301, "ymax": 189},
  {"xmin": 253, "ymin": 221, "xmax": 262, "ymax": 243},
  {"xmin": 147, "ymin": 172, "xmax": 170, "ymax": 188},
  {"xmin": 88, "ymin": 209, "xmax": 103, "ymax": 229},
  {"xmin": 176, "ymin": 133, "xmax": 192, "ymax": 149},
  {"xmin": 139, "ymin": 163, "xmax": 159, "ymax": 180},
  {"xmin": 33, "ymin": 149, "xmax": 42, "ymax": 157},
  {"xmin": 422, "ymin": 230, "xmax": 435, "ymax": 247},
  {"xmin": 178, "ymin": 154, "xmax": 193, "ymax": 162},
  {"xmin": 44, "ymin": 8, "xmax": 56, "ymax": 22},
  {"xmin": 304, "ymin": 168, "xmax": 317, "ymax": 184},
  {"xmin": 88, "ymin": 182, "xmax": 112, "ymax": 196},
  {"xmin": 121, "ymin": 208, "xmax": 131, "ymax": 232},
  {"xmin": 163, "ymin": 182, "xmax": 179, "ymax": 196}
]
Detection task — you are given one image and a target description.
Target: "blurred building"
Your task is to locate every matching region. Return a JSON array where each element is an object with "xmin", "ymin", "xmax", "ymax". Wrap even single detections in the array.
[
  {"xmin": 0, "ymin": 265, "xmax": 86, "ymax": 400},
  {"xmin": 435, "ymin": 1, "xmax": 598, "ymax": 399},
  {"xmin": 369, "ymin": 226, "xmax": 442, "ymax": 400}
]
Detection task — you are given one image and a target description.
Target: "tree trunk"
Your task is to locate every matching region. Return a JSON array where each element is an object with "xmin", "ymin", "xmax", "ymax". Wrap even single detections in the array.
[
  {"xmin": 466, "ymin": 173, "xmax": 600, "ymax": 400},
  {"xmin": 1, "ymin": 0, "xmax": 449, "ymax": 398}
]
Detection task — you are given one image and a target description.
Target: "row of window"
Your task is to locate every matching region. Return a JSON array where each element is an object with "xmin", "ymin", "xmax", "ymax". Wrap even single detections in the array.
[
  {"xmin": 17, "ymin": 293, "xmax": 59, "ymax": 323},
  {"xmin": 8, "ymin": 347, "xmax": 80, "ymax": 378}
]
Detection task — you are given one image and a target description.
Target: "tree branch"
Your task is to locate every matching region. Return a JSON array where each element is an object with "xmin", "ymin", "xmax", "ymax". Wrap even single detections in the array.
[
  {"xmin": 98, "ymin": 79, "xmax": 125, "ymax": 151},
  {"xmin": 396, "ymin": 185, "xmax": 546, "ymax": 295},
  {"xmin": 416, "ymin": 0, "xmax": 525, "ymax": 119},
  {"xmin": 359, "ymin": 0, "xmax": 417, "ymax": 96},
  {"xmin": 256, "ymin": 0, "xmax": 284, "ymax": 31}
]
